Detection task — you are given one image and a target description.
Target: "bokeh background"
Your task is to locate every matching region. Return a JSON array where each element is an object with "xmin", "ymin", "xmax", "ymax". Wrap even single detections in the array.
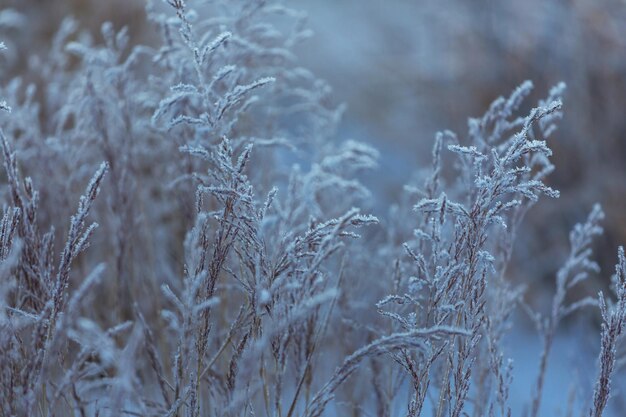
[
  {"xmin": 2, "ymin": 0, "xmax": 626, "ymax": 414},
  {"xmin": 3, "ymin": 0, "xmax": 626, "ymax": 294}
]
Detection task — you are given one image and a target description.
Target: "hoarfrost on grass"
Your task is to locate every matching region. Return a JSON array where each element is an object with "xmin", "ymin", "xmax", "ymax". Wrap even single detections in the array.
[{"xmin": 0, "ymin": 1, "xmax": 625, "ymax": 417}]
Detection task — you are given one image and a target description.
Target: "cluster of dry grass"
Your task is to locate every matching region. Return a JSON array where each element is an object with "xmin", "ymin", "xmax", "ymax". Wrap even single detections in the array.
[{"xmin": 0, "ymin": 1, "xmax": 625, "ymax": 416}]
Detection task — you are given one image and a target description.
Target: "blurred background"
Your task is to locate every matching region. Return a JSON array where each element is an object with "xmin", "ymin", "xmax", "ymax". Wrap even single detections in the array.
[
  {"xmin": 3, "ymin": 0, "xmax": 626, "ymax": 298},
  {"xmin": 2, "ymin": 0, "xmax": 626, "ymax": 413}
]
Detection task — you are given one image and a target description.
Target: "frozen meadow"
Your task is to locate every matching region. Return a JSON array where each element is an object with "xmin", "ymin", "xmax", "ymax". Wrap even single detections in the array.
[{"xmin": 1, "ymin": 1, "xmax": 626, "ymax": 416}]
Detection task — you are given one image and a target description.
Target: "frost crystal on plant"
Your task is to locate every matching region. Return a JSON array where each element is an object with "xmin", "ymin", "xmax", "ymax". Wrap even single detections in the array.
[{"xmin": 0, "ymin": 1, "xmax": 625, "ymax": 417}]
